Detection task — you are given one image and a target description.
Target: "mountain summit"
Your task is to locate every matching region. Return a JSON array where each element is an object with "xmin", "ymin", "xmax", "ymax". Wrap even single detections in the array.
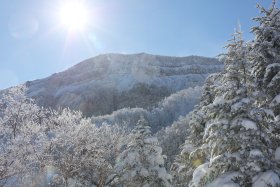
[{"xmin": 25, "ymin": 53, "xmax": 223, "ymax": 116}]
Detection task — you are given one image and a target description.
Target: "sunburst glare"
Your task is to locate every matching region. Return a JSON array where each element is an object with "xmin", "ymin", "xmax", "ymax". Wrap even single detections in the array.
[{"xmin": 59, "ymin": 1, "xmax": 89, "ymax": 31}]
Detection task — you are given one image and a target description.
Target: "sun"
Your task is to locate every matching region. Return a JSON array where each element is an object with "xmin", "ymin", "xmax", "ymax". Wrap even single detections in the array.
[{"xmin": 59, "ymin": 1, "xmax": 89, "ymax": 31}]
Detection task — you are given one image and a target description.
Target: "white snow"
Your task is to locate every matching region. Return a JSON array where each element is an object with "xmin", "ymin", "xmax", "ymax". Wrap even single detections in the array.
[
  {"xmin": 144, "ymin": 137, "xmax": 158, "ymax": 144},
  {"xmin": 249, "ymin": 149, "xmax": 263, "ymax": 158},
  {"xmin": 268, "ymin": 71, "xmax": 280, "ymax": 89},
  {"xmin": 231, "ymin": 98, "xmax": 250, "ymax": 112},
  {"xmin": 240, "ymin": 119, "xmax": 257, "ymax": 130},
  {"xmin": 140, "ymin": 168, "xmax": 149, "ymax": 177},
  {"xmin": 192, "ymin": 162, "xmax": 210, "ymax": 187},
  {"xmin": 275, "ymin": 147, "xmax": 280, "ymax": 161},
  {"xmin": 225, "ymin": 152, "xmax": 241, "ymax": 161},
  {"xmin": 213, "ymin": 95, "xmax": 225, "ymax": 105},
  {"xmin": 266, "ymin": 63, "xmax": 280, "ymax": 70},
  {"xmin": 276, "ymin": 115, "xmax": 280, "ymax": 122},
  {"xmin": 206, "ymin": 172, "xmax": 241, "ymax": 187},
  {"xmin": 252, "ymin": 171, "xmax": 280, "ymax": 187},
  {"xmin": 157, "ymin": 167, "xmax": 172, "ymax": 182},
  {"xmin": 247, "ymin": 162, "xmax": 261, "ymax": 172},
  {"xmin": 126, "ymin": 152, "xmax": 140, "ymax": 165},
  {"xmin": 181, "ymin": 144, "xmax": 194, "ymax": 153},
  {"xmin": 210, "ymin": 155, "xmax": 223, "ymax": 166},
  {"xmin": 264, "ymin": 63, "xmax": 280, "ymax": 84},
  {"xmin": 270, "ymin": 94, "xmax": 280, "ymax": 108},
  {"xmin": 204, "ymin": 119, "xmax": 228, "ymax": 139}
]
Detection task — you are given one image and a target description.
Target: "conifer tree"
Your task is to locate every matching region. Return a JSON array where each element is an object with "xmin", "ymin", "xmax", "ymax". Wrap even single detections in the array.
[
  {"xmin": 250, "ymin": 0, "xmax": 280, "ymax": 93},
  {"xmin": 172, "ymin": 72, "xmax": 224, "ymax": 186},
  {"xmin": 249, "ymin": 0, "xmax": 280, "ymax": 119},
  {"xmin": 174, "ymin": 15, "xmax": 280, "ymax": 185},
  {"xmin": 115, "ymin": 117, "xmax": 171, "ymax": 187},
  {"xmin": 224, "ymin": 25, "xmax": 248, "ymax": 90}
]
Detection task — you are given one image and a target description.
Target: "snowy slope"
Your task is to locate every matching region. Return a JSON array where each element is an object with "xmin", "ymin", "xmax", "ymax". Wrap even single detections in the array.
[
  {"xmin": 91, "ymin": 86, "xmax": 202, "ymax": 131},
  {"xmin": 24, "ymin": 53, "xmax": 223, "ymax": 116}
]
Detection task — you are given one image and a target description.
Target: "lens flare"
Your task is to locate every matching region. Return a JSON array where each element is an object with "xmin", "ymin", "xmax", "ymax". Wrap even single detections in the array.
[{"xmin": 59, "ymin": 1, "xmax": 88, "ymax": 31}]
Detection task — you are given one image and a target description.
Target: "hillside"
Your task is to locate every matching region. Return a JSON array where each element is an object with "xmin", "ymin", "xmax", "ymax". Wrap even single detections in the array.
[{"xmin": 25, "ymin": 53, "xmax": 223, "ymax": 116}]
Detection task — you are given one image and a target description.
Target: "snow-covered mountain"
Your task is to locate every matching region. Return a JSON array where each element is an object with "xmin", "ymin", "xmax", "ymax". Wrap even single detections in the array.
[{"xmin": 25, "ymin": 53, "xmax": 223, "ymax": 116}]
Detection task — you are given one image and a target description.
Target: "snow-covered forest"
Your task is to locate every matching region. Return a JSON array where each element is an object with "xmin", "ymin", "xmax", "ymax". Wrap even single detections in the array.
[{"xmin": 1, "ymin": 1, "xmax": 280, "ymax": 187}]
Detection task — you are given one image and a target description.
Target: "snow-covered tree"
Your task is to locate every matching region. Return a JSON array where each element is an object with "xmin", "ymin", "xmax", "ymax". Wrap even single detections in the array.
[
  {"xmin": 250, "ymin": 1, "xmax": 280, "ymax": 92},
  {"xmin": 115, "ymin": 118, "xmax": 172, "ymax": 187},
  {"xmin": 156, "ymin": 115, "xmax": 190, "ymax": 170},
  {"xmin": 173, "ymin": 12, "xmax": 280, "ymax": 185},
  {"xmin": 172, "ymin": 72, "xmax": 224, "ymax": 186},
  {"xmin": 0, "ymin": 85, "xmax": 47, "ymax": 186},
  {"xmin": 249, "ymin": 1, "xmax": 280, "ymax": 124},
  {"xmin": 75, "ymin": 124, "xmax": 128, "ymax": 187},
  {"xmin": 223, "ymin": 24, "xmax": 249, "ymax": 90},
  {"xmin": 44, "ymin": 109, "xmax": 128, "ymax": 187}
]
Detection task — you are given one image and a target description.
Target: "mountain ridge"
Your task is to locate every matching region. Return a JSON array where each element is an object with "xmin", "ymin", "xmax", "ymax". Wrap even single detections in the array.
[{"xmin": 20, "ymin": 53, "xmax": 223, "ymax": 116}]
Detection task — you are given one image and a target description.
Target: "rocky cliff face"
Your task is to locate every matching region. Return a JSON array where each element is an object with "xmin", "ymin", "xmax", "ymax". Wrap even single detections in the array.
[{"xmin": 25, "ymin": 53, "xmax": 223, "ymax": 116}]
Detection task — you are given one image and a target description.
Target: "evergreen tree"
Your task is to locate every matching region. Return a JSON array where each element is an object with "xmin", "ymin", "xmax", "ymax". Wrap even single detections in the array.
[
  {"xmin": 115, "ymin": 118, "xmax": 172, "ymax": 187},
  {"xmin": 250, "ymin": 0, "xmax": 280, "ymax": 96},
  {"xmin": 172, "ymin": 72, "xmax": 224, "ymax": 186},
  {"xmin": 173, "ymin": 17, "xmax": 280, "ymax": 186},
  {"xmin": 249, "ymin": 0, "xmax": 280, "ymax": 119},
  {"xmin": 224, "ymin": 25, "xmax": 249, "ymax": 90}
]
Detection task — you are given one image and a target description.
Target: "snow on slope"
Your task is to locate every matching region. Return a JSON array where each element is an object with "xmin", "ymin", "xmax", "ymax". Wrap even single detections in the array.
[
  {"xmin": 25, "ymin": 53, "xmax": 223, "ymax": 116},
  {"xmin": 91, "ymin": 86, "xmax": 202, "ymax": 131}
]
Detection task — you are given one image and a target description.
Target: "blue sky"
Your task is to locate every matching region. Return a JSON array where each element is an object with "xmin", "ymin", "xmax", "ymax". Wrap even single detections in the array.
[{"xmin": 0, "ymin": 0, "xmax": 273, "ymax": 89}]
